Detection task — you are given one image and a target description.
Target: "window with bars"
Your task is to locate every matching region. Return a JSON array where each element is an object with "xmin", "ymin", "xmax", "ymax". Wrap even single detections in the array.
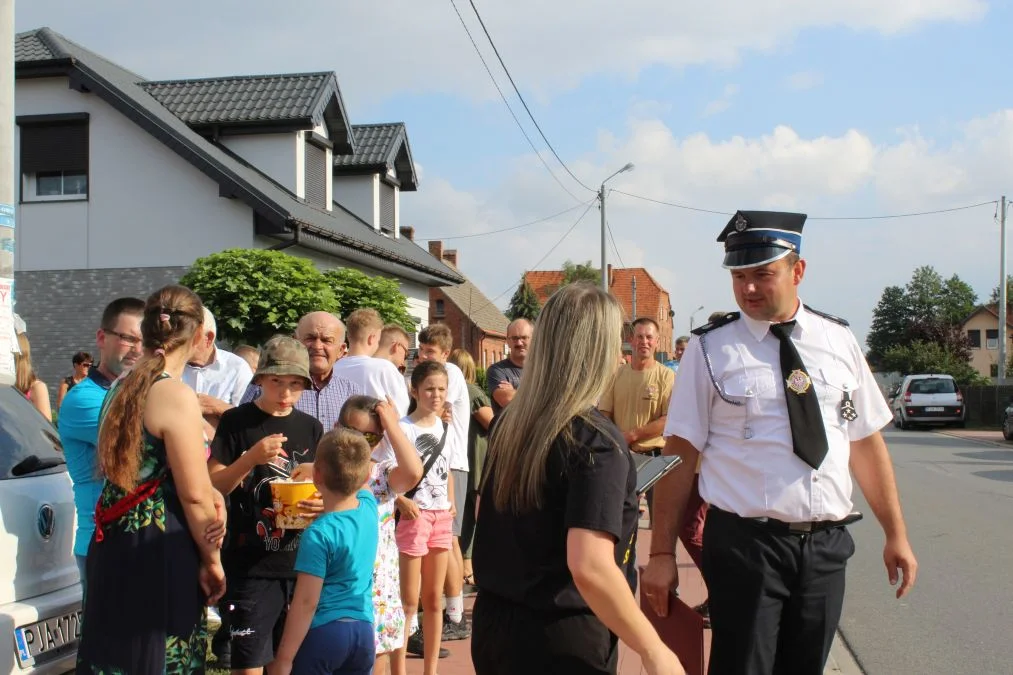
[{"xmin": 19, "ymin": 115, "xmax": 89, "ymax": 201}]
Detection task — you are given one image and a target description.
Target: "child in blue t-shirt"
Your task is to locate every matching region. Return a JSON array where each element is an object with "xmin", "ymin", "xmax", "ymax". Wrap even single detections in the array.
[{"xmin": 268, "ymin": 428, "xmax": 379, "ymax": 675}]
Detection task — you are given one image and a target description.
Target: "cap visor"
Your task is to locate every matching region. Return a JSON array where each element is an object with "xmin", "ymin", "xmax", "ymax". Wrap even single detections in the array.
[{"xmin": 722, "ymin": 246, "xmax": 792, "ymax": 270}]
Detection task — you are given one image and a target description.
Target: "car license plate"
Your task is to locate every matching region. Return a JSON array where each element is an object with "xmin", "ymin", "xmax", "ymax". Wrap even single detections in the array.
[
  {"xmin": 13, "ymin": 610, "xmax": 82, "ymax": 667},
  {"xmin": 926, "ymin": 407, "xmax": 944, "ymax": 412}
]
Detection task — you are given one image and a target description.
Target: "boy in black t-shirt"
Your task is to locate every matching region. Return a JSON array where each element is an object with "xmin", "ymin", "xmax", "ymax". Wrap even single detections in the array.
[{"xmin": 208, "ymin": 335, "xmax": 324, "ymax": 674}]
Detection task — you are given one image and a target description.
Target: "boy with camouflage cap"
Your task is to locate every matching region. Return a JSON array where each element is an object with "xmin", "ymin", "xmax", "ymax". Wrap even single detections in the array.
[{"xmin": 208, "ymin": 335, "xmax": 325, "ymax": 674}]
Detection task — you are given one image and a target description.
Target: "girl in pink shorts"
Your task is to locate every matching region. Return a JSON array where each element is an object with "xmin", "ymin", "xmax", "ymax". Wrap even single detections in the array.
[{"xmin": 392, "ymin": 360, "xmax": 454, "ymax": 675}]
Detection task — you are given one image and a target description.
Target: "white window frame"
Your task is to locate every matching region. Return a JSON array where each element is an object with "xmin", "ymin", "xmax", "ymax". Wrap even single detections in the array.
[{"xmin": 22, "ymin": 171, "xmax": 88, "ymax": 202}]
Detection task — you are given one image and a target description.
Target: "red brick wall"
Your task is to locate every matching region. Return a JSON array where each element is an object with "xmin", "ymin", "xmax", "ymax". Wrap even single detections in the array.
[{"xmin": 429, "ymin": 288, "xmax": 507, "ymax": 369}]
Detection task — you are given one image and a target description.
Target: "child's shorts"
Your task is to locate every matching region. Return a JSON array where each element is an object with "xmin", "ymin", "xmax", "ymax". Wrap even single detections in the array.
[
  {"xmin": 395, "ymin": 509, "xmax": 453, "ymax": 557},
  {"xmin": 293, "ymin": 618, "xmax": 374, "ymax": 675}
]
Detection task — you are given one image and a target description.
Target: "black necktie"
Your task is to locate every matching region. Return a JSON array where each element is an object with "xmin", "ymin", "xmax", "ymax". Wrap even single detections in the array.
[{"xmin": 769, "ymin": 321, "xmax": 829, "ymax": 469}]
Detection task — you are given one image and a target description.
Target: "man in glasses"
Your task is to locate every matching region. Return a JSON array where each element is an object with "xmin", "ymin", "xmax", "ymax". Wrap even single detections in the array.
[
  {"xmin": 486, "ymin": 318, "xmax": 532, "ymax": 416},
  {"xmin": 58, "ymin": 297, "xmax": 145, "ymax": 591}
]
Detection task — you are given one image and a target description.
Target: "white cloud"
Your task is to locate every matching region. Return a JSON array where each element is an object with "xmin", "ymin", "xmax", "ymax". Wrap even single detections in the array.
[
  {"xmin": 785, "ymin": 70, "xmax": 825, "ymax": 90},
  {"xmin": 404, "ymin": 107, "xmax": 1013, "ymax": 348},
  {"xmin": 15, "ymin": 0, "xmax": 987, "ymax": 104},
  {"xmin": 703, "ymin": 84, "xmax": 740, "ymax": 117}
]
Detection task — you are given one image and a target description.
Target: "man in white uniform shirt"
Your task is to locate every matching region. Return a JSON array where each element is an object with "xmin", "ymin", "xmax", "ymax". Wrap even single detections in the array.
[
  {"xmin": 330, "ymin": 308, "xmax": 411, "ymax": 419},
  {"xmin": 643, "ymin": 211, "xmax": 917, "ymax": 675},
  {"xmin": 183, "ymin": 307, "xmax": 254, "ymax": 433}
]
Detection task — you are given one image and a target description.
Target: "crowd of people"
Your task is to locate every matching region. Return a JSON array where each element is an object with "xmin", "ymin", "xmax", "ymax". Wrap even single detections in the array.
[{"xmin": 32, "ymin": 209, "xmax": 921, "ymax": 675}]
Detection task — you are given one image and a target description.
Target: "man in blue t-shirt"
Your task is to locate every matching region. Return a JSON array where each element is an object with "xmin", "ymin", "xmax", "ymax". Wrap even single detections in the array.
[{"xmin": 58, "ymin": 297, "xmax": 145, "ymax": 588}]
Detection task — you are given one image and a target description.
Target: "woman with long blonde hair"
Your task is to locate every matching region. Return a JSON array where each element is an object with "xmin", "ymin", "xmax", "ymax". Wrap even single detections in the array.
[
  {"xmin": 76, "ymin": 285, "xmax": 225, "ymax": 674},
  {"xmin": 15, "ymin": 332, "xmax": 52, "ymax": 421},
  {"xmin": 471, "ymin": 283, "xmax": 684, "ymax": 675}
]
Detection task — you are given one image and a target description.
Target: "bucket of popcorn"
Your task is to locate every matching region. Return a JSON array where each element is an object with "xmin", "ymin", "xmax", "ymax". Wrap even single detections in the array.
[{"xmin": 270, "ymin": 480, "xmax": 318, "ymax": 530}]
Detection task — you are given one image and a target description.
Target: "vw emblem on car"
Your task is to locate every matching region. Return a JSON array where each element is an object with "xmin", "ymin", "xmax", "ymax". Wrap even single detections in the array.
[{"xmin": 37, "ymin": 504, "xmax": 55, "ymax": 541}]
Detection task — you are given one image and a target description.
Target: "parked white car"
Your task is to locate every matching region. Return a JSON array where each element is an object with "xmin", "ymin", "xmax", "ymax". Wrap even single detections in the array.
[
  {"xmin": 891, "ymin": 374, "xmax": 966, "ymax": 429},
  {"xmin": 0, "ymin": 385, "xmax": 82, "ymax": 673}
]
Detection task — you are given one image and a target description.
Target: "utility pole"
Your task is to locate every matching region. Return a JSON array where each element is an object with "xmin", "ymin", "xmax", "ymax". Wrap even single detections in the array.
[
  {"xmin": 0, "ymin": 0, "xmax": 16, "ymax": 386},
  {"xmin": 1000, "ymin": 195, "xmax": 1008, "ymax": 385},
  {"xmin": 599, "ymin": 184, "xmax": 607, "ymax": 291},
  {"xmin": 598, "ymin": 162, "xmax": 634, "ymax": 293}
]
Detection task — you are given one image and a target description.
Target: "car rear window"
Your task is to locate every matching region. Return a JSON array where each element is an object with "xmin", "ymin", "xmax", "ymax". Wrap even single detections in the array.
[
  {"xmin": 908, "ymin": 378, "xmax": 958, "ymax": 395},
  {"xmin": 0, "ymin": 385, "xmax": 66, "ymax": 479}
]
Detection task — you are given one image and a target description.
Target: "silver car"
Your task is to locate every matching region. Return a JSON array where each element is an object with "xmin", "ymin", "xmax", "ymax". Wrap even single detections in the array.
[
  {"xmin": 0, "ymin": 385, "xmax": 81, "ymax": 673},
  {"xmin": 891, "ymin": 374, "xmax": 966, "ymax": 429}
]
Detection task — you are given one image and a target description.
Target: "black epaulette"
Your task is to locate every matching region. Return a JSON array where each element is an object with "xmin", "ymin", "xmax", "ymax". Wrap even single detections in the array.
[
  {"xmin": 803, "ymin": 305, "xmax": 849, "ymax": 327},
  {"xmin": 691, "ymin": 311, "xmax": 740, "ymax": 336}
]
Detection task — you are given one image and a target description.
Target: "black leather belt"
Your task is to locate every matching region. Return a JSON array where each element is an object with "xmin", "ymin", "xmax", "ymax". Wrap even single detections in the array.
[{"xmin": 714, "ymin": 507, "xmax": 863, "ymax": 535}]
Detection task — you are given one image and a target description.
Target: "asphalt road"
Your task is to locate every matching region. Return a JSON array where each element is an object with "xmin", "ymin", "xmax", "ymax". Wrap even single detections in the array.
[{"xmin": 840, "ymin": 428, "xmax": 1013, "ymax": 675}]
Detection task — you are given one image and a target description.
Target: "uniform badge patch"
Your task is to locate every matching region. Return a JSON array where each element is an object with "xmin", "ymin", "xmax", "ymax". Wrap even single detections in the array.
[{"xmin": 786, "ymin": 369, "xmax": 812, "ymax": 395}]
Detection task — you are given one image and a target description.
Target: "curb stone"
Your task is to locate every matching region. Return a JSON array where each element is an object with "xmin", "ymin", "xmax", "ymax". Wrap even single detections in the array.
[
  {"xmin": 933, "ymin": 429, "xmax": 1009, "ymax": 449},
  {"xmin": 826, "ymin": 632, "xmax": 864, "ymax": 674}
]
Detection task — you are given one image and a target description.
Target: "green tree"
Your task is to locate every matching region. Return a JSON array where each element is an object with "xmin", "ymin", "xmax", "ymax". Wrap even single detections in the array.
[
  {"xmin": 561, "ymin": 259, "xmax": 600, "ymax": 285},
  {"xmin": 180, "ymin": 248, "xmax": 337, "ymax": 345},
  {"xmin": 323, "ymin": 268, "xmax": 415, "ymax": 332},
  {"xmin": 905, "ymin": 265, "xmax": 945, "ymax": 325},
  {"xmin": 507, "ymin": 278, "xmax": 541, "ymax": 321},
  {"xmin": 866, "ymin": 285, "xmax": 909, "ymax": 368},
  {"xmin": 940, "ymin": 274, "xmax": 977, "ymax": 325},
  {"xmin": 989, "ymin": 275, "xmax": 1013, "ymax": 304},
  {"xmin": 880, "ymin": 340, "xmax": 987, "ymax": 385}
]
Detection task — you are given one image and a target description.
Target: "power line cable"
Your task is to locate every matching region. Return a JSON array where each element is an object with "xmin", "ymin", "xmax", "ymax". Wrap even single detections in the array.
[
  {"xmin": 482, "ymin": 200, "xmax": 597, "ymax": 310},
  {"xmin": 606, "ymin": 219, "xmax": 627, "ymax": 269},
  {"xmin": 611, "ymin": 190, "xmax": 732, "ymax": 216},
  {"xmin": 421, "ymin": 200, "xmax": 594, "ymax": 241},
  {"xmin": 612, "ymin": 189, "xmax": 999, "ymax": 221},
  {"xmin": 466, "ymin": 0, "xmax": 596, "ymax": 194},
  {"xmin": 449, "ymin": 0, "xmax": 582, "ymax": 203},
  {"xmin": 808, "ymin": 200, "xmax": 998, "ymax": 221}
]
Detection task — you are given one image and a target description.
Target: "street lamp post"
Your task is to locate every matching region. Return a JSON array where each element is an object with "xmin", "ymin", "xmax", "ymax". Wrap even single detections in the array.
[
  {"xmin": 599, "ymin": 162, "xmax": 635, "ymax": 291},
  {"xmin": 689, "ymin": 305, "xmax": 705, "ymax": 332}
]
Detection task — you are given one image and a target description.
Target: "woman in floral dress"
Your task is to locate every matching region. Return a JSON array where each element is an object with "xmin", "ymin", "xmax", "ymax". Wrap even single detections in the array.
[
  {"xmin": 77, "ymin": 286, "xmax": 226, "ymax": 674},
  {"xmin": 337, "ymin": 395, "xmax": 423, "ymax": 675}
]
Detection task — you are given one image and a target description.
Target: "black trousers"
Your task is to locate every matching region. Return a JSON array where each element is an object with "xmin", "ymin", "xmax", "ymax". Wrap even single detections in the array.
[
  {"xmin": 701, "ymin": 508, "xmax": 855, "ymax": 675},
  {"xmin": 471, "ymin": 591, "xmax": 619, "ymax": 675}
]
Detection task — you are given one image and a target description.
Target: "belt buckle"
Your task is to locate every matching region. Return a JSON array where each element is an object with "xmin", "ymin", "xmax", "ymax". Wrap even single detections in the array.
[{"xmin": 788, "ymin": 521, "xmax": 813, "ymax": 534}]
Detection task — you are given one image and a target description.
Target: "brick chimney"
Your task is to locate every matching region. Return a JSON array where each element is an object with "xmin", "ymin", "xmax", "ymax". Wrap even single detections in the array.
[
  {"xmin": 400, "ymin": 226, "xmax": 415, "ymax": 241},
  {"xmin": 443, "ymin": 249, "xmax": 458, "ymax": 267},
  {"xmin": 428, "ymin": 240, "xmax": 444, "ymax": 260}
]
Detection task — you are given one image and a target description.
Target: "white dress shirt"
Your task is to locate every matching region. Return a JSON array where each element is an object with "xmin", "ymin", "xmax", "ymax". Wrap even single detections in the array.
[
  {"xmin": 182, "ymin": 347, "xmax": 254, "ymax": 406},
  {"xmin": 330, "ymin": 355, "xmax": 411, "ymax": 418},
  {"xmin": 663, "ymin": 303, "xmax": 892, "ymax": 522}
]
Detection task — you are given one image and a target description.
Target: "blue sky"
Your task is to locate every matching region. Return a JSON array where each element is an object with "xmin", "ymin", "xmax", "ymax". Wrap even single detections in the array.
[{"xmin": 16, "ymin": 1, "xmax": 1013, "ymax": 345}]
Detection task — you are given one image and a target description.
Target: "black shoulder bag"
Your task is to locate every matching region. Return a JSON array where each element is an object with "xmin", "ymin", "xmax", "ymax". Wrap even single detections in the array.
[{"xmin": 395, "ymin": 422, "xmax": 449, "ymax": 523}]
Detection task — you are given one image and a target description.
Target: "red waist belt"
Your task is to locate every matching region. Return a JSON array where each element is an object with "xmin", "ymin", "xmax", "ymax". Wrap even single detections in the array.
[{"xmin": 94, "ymin": 475, "xmax": 164, "ymax": 542}]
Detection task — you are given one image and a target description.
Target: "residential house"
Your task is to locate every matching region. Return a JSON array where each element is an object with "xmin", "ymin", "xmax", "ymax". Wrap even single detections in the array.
[
  {"xmin": 524, "ymin": 264, "xmax": 674, "ymax": 359},
  {"xmin": 426, "ymin": 241, "xmax": 508, "ymax": 369},
  {"xmin": 14, "ymin": 27, "xmax": 462, "ymax": 391},
  {"xmin": 963, "ymin": 304, "xmax": 1013, "ymax": 379}
]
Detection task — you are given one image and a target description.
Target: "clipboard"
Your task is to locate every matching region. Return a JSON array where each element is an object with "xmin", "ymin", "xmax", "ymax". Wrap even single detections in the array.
[
  {"xmin": 633, "ymin": 454, "xmax": 683, "ymax": 495},
  {"xmin": 638, "ymin": 571, "xmax": 706, "ymax": 675}
]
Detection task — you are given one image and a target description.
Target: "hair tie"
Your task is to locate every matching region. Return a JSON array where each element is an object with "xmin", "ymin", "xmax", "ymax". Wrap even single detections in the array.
[
  {"xmin": 154, "ymin": 348, "xmax": 166, "ymax": 356},
  {"xmin": 158, "ymin": 313, "xmax": 170, "ymax": 322}
]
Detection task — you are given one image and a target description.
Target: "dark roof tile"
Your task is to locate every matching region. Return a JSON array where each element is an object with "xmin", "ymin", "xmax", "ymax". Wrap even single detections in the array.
[
  {"xmin": 15, "ymin": 31, "xmax": 57, "ymax": 62},
  {"xmin": 140, "ymin": 73, "xmax": 332, "ymax": 126}
]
